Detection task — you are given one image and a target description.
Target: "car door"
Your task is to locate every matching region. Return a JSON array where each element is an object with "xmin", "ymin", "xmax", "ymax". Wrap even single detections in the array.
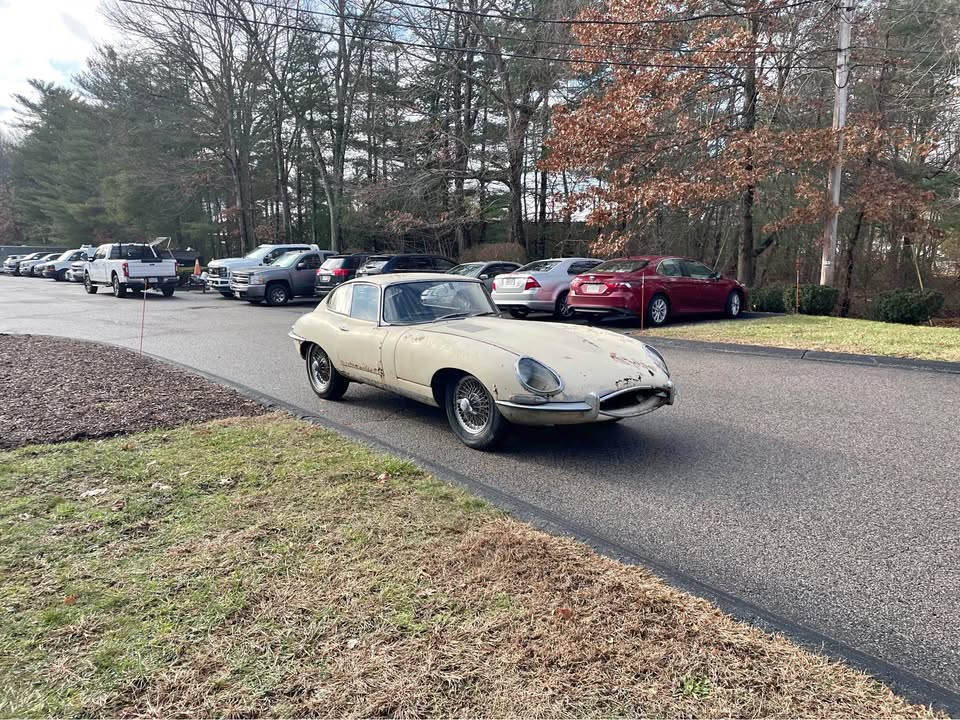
[
  {"xmin": 292, "ymin": 253, "xmax": 321, "ymax": 295},
  {"xmin": 680, "ymin": 260, "xmax": 726, "ymax": 311},
  {"xmin": 333, "ymin": 282, "xmax": 388, "ymax": 386},
  {"xmin": 89, "ymin": 245, "xmax": 111, "ymax": 282},
  {"xmin": 653, "ymin": 258, "xmax": 696, "ymax": 313}
]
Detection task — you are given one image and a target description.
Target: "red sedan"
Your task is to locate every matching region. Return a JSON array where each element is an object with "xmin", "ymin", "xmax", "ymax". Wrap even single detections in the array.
[{"xmin": 568, "ymin": 256, "xmax": 748, "ymax": 327}]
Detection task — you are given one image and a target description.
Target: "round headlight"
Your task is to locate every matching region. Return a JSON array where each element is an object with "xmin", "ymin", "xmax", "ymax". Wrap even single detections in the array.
[
  {"xmin": 516, "ymin": 357, "xmax": 563, "ymax": 396},
  {"xmin": 643, "ymin": 344, "xmax": 670, "ymax": 377}
]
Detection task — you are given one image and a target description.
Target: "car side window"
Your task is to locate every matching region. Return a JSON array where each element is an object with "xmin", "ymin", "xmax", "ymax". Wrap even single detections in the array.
[
  {"xmin": 392, "ymin": 256, "xmax": 412, "ymax": 269},
  {"xmin": 433, "ymin": 257, "xmax": 456, "ymax": 271},
  {"xmin": 264, "ymin": 249, "xmax": 283, "ymax": 263},
  {"xmin": 568, "ymin": 260, "xmax": 601, "ymax": 275},
  {"xmin": 350, "ymin": 284, "xmax": 380, "ymax": 322},
  {"xmin": 300, "ymin": 254, "xmax": 321, "ymax": 270},
  {"xmin": 658, "ymin": 259, "xmax": 682, "ymax": 277},
  {"xmin": 406, "ymin": 256, "xmax": 434, "ymax": 270},
  {"xmin": 94, "ymin": 246, "xmax": 109, "ymax": 260},
  {"xmin": 683, "ymin": 261, "xmax": 713, "ymax": 279},
  {"xmin": 327, "ymin": 284, "xmax": 352, "ymax": 315}
]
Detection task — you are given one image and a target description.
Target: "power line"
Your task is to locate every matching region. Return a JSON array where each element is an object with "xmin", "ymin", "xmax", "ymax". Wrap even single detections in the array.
[
  {"xmin": 379, "ymin": 0, "xmax": 826, "ymax": 27},
  {"xmin": 237, "ymin": 0, "xmax": 836, "ymax": 57},
  {"xmin": 118, "ymin": 0, "xmax": 851, "ymax": 73}
]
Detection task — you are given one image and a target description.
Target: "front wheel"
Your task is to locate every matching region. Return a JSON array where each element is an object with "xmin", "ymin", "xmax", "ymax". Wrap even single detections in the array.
[
  {"xmin": 55, "ymin": 270, "xmax": 67, "ymax": 282},
  {"xmin": 645, "ymin": 293, "xmax": 669, "ymax": 327},
  {"xmin": 725, "ymin": 290, "xmax": 743, "ymax": 318},
  {"xmin": 306, "ymin": 343, "xmax": 349, "ymax": 400},
  {"xmin": 84, "ymin": 275, "xmax": 98, "ymax": 294},
  {"xmin": 445, "ymin": 374, "xmax": 507, "ymax": 450},
  {"xmin": 112, "ymin": 274, "xmax": 127, "ymax": 298},
  {"xmin": 266, "ymin": 283, "xmax": 290, "ymax": 306}
]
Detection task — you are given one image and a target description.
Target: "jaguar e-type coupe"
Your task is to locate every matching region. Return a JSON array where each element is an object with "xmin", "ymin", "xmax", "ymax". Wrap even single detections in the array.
[{"xmin": 289, "ymin": 274, "xmax": 676, "ymax": 450}]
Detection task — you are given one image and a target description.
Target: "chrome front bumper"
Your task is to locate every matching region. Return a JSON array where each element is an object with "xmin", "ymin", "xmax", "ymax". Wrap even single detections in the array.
[{"xmin": 496, "ymin": 382, "xmax": 675, "ymax": 425}]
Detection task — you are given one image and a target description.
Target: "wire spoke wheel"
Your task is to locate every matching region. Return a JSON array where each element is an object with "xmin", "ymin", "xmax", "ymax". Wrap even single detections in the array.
[
  {"xmin": 453, "ymin": 376, "xmax": 492, "ymax": 435},
  {"xmin": 309, "ymin": 345, "xmax": 332, "ymax": 391}
]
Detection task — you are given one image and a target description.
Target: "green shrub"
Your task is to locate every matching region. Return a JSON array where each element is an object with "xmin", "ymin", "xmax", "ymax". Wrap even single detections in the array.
[
  {"xmin": 783, "ymin": 284, "xmax": 837, "ymax": 316},
  {"xmin": 870, "ymin": 289, "xmax": 944, "ymax": 325},
  {"xmin": 749, "ymin": 286, "xmax": 787, "ymax": 313}
]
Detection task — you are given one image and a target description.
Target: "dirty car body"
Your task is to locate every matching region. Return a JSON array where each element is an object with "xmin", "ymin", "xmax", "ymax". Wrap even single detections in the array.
[{"xmin": 290, "ymin": 274, "xmax": 675, "ymax": 449}]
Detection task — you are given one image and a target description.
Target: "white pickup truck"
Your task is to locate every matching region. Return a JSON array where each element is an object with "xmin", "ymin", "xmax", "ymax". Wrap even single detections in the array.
[{"xmin": 83, "ymin": 243, "xmax": 179, "ymax": 298}]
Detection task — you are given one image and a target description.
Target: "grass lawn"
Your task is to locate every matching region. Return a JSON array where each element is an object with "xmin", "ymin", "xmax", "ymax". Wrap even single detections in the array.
[
  {"xmin": 638, "ymin": 314, "xmax": 960, "ymax": 362},
  {"xmin": 0, "ymin": 414, "xmax": 932, "ymax": 717}
]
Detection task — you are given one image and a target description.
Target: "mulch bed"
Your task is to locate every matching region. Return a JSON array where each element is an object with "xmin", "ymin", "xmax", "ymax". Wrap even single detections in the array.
[{"xmin": 0, "ymin": 334, "xmax": 266, "ymax": 449}]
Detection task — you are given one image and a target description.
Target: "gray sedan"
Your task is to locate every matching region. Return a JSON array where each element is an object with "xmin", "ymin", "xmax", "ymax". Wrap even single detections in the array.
[
  {"xmin": 490, "ymin": 257, "xmax": 602, "ymax": 319},
  {"xmin": 447, "ymin": 261, "xmax": 521, "ymax": 290}
]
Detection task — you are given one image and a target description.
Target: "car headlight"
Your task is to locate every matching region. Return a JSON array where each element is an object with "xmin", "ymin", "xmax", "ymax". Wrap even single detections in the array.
[
  {"xmin": 643, "ymin": 344, "xmax": 670, "ymax": 377},
  {"xmin": 249, "ymin": 274, "xmax": 263, "ymax": 285},
  {"xmin": 516, "ymin": 357, "xmax": 563, "ymax": 396}
]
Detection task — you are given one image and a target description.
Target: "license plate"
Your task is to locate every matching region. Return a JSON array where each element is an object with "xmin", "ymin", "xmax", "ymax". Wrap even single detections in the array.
[
  {"xmin": 147, "ymin": 277, "xmax": 158, "ymax": 283},
  {"xmin": 233, "ymin": 291, "xmax": 242, "ymax": 298},
  {"xmin": 500, "ymin": 277, "xmax": 521, "ymax": 288},
  {"xmin": 318, "ymin": 275, "xmax": 331, "ymax": 283},
  {"xmin": 582, "ymin": 284, "xmax": 605, "ymax": 294}
]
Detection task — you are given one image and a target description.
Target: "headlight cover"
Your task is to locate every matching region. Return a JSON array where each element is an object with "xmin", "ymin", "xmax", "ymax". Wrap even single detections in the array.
[
  {"xmin": 249, "ymin": 274, "xmax": 264, "ymax": 285},
  {"xmin": 643, "ymin": 344, "xmax": 670, "ymax": 377},
  {"xmin": 516, "ymin": 357, "xmax": 563, "ymax": 396}
]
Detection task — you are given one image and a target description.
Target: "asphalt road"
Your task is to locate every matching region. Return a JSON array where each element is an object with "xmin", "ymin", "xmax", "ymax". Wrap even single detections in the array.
[{"xmin": 2, "ymin": 276, "xmax": 958, "ymax": 705}]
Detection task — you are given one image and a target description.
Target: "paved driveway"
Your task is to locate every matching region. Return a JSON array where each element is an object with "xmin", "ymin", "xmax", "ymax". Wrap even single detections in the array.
[{"xmin": 1, "ymin": 277, "xmax": 958, "ymax": 707}]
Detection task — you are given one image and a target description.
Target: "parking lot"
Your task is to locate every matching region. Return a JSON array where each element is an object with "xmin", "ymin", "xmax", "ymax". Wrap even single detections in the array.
[{"xmin": 1, "ymin": 274, "xmax": 959, "ymax": 702}]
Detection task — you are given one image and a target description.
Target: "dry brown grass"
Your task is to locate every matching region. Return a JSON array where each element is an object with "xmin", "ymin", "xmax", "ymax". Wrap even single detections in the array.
[
  {"xmin": 0, "ymin": 415, "xmax": 935, "ymax": 718},
  {"xmin": 459, "ymin": 242, "xmax": 529, "ymax": 264}
]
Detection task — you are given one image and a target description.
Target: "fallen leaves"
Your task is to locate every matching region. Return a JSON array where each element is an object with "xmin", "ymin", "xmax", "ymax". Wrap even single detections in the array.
[{"xmin": 78, "ymin": 488, "xmax": 108, "ymax": 499}]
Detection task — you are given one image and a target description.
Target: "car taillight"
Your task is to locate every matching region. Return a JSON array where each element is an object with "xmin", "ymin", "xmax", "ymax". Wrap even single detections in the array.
[
  {"xmin": 524, "ymin": 276, "xmax": 540, "ymax": 290},
  {"xmin": 122, "ymin": 262, "xmax": 129, "ymax": 277},
  {"xmin": 332, "ymin": 268, "xmax": 350, "ymax": 277},
  {"xmin": 606, "ymin": 280, "xmax": 631, "ymax": 289},
  {"xmin": 491, "ymin": 280, "xmax": 497, "ymax": 291}
]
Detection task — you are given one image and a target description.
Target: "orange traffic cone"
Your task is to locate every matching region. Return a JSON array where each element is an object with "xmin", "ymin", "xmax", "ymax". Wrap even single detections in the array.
[{"xmin": 193, "ymin": 258, "xmax": 201, "ymax": 276}]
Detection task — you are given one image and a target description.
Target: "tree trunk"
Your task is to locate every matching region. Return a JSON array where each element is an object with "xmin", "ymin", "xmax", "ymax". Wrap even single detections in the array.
[
  {"xmin": 839, "ymin": 210, "xmax": 865, "ymax": 317},
  {"xmin": 737, "ymin": 17, "xmax": 760, "ymax": 287}
]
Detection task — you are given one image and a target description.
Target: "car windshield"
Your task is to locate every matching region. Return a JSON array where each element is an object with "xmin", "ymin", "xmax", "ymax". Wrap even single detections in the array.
[
  {"xmin": 591, "ymin": 259, "xmax": 649, "ymax": 273},
  {"xmin": 56, "ymin": 250, "xmax": 74, "ymax": 261},
  {"xmin": 448, "ymin": 263, "xmax": 483, "ymax": 277},
  {"xmin": 272, "ymin": 252, "xmax": 302, "ymax": 268},
  {"xmin": 321, "ymin": 257, "xmax": 349, "ymax": 270},
  {"xmin": 517, "ymin": 260, "xmax": 559, "ymax": 273},
  {"xmin": 362, "ymin": 257, "xmax": 391, "ymax": 270},
  {"xmin": 383, "ymin": 280, "xmax": 497, "ymax": 324},
  {"xmin": 244, "ymin": 246, "xmax": 273, "ymax": 261}
]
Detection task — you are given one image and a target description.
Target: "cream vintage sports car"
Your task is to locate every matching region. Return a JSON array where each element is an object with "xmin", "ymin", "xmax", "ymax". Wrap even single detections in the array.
[{"xmin": 289, "ymin": 273, "xmax": 676, "ymax": 450}]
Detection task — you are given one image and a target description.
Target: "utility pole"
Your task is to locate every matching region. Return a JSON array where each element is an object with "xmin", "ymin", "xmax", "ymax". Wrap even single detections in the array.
[{"xmin": 820, "ymin": 0, "xmax": 855, "ymax": 287}]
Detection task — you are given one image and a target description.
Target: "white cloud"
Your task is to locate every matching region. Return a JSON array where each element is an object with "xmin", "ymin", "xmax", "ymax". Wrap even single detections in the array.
[{"xmin": 0, "ymin": 0, "xmax": 117, "ymax": 128}]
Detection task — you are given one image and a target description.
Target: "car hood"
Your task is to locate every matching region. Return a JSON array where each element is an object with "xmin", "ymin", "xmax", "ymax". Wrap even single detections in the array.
[
  {"xmin": 208, "ymin": 258, "xmax": 263, "ymax": 270},
  {"xmin": 413, "ymin": 316, "xmax": 670, "ymax": 391}
]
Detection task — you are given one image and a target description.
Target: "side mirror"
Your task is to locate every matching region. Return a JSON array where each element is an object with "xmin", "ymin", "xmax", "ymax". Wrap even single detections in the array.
[
  {"xmin": 711, "ymin": 271, "xmax": 722, "ymax": 280},
  {"xmin": 296, "ymin": 262, "xmax": 305, "ymax": 270},
  {"xmin": 479, "ymin": 274, "xmax": 489, "ymax": 280},
  {"xmin": 81, "ymin": 254, "xmax": 91, "ymax": 261}
]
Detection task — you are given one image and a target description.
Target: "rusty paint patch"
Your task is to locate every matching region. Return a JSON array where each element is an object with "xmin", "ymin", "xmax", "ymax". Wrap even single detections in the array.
[{"xmin": 610, "ymin": 352, "xmax": 655, "ymax": 378}]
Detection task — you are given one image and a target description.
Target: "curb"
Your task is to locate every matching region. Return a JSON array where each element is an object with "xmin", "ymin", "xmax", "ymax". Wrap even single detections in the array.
[
  {"xmin": 141, "ymin": 349, "xmax": 960, "ymax": 717},
  {"xmin": 633, "ymin": 336, "xmax": 960, "ymax": 375}
]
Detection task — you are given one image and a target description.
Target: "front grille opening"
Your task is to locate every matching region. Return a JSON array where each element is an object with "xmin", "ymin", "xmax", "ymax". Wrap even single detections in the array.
[{"xmin": 600, "ymin": 389, "xmax": 656, "ymax": 412}]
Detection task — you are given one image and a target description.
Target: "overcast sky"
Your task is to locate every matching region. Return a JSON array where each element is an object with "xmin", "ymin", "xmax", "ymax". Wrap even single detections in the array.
[{"xmin": 0, "ymin": 0, "xmax": 116, "ymax": 128}]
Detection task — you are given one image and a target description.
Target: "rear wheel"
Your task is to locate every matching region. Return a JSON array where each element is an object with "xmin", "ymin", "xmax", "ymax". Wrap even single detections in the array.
[
  {"xmin": 725, "ymin": 290, "xmax": 743, "ymax": 318},
  {"xmin": 112, "ymin": 274, "xmax": 127, "ymax": 298},
  {"xmin": 84, "ymin": 275, "xmax": 98, "ymax": 294},
  {"xmin": 161, "ymin": 285, "xmax": 175, "ymax": 297},
  {"xmin": 266, "ymin": 282, "xmax": 290, "ymax": 306},
  {"xmin": 508, "ymin": 308, "xmax": 529, "ymax": 319},
  {"xmin": 306, "ymin": 343, "xmax": 349, "ymax": 400},
  {"xmin": 554, "ymin": 291, "xmax": 576, "ymax": 320},
  {"xmin": 645, "ymin": 293, "xmax": 669, "ymax": 327},
  {"xmin": 445, "ymin": 374, "xmax": 507, "ymax": 450}
]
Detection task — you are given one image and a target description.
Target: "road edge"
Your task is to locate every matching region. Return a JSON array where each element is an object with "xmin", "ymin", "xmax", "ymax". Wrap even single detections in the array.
[
  {"xmin": 632, "ymin": 335, "xmax": 960, "ymax": 374},
  {"xmin": 145, "ymin": 349, "xmax": 960, "ymax": 717}
]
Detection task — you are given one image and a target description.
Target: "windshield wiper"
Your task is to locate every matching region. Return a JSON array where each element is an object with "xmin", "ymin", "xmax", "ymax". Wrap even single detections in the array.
[{"xmin": 433, "ymin": 310, "xmax": 497, "ymax": 322}]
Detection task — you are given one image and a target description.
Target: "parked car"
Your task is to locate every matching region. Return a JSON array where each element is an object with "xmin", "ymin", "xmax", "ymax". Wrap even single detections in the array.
[
  {"xmin": 289, "ymin": 274, "xmax": 675, "ymax": 450},
  {"xmin": 1, "ymin": 255, "xmax": 24, "ymax": 275},
  {"xmin": 447, "ymin": 261, "xmax": 521, "ymax": 290},
  {"xmin": 19, "ymin": 253, "xmax": 61, "ymax": 277},
  {"xmin": 41, "ymin": 246, "xmax": 97, "ymax": 281},
  {"xmin": 206, "ymin": 243, "xmax": 322, "ymax": 297},
  {"xmin": 568, "ymin": 256, "xmax": 748, "ymax": 326},
  {"xmin": 491, "ymin": 257, "xmax": 602, "ymax": 319},
  {"xmin": 355, "ymin": 254, "xmax": 457, "ymax": 278},
  {"xmin": 231, "ymin": 249, "xmax": 327, "ymax": 305},
  {"xmin": 83, "ymin": 242, "xmax": 179, "ymax": 297},
  {"xmin": 314, "ymin": 253, "xmax": 368, "ymax": 297},
  {"xmin": 65, "ymin": 259, "xmax": 89, "ymax": 282}
]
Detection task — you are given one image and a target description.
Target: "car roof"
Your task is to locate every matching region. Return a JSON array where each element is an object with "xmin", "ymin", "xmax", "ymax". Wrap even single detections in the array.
[{"xmin": 347, "ymin": 273, "xmax": 482, "ymax": 286}]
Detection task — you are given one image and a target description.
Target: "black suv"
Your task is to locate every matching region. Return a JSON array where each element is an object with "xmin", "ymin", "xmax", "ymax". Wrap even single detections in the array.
[
  {"xmin": 314, "ymin": 253, "xmax": 368, "ymax": 297},
  {"xmin": 356, "ymin": 254, "xmax": 457, "ymax": 278}
]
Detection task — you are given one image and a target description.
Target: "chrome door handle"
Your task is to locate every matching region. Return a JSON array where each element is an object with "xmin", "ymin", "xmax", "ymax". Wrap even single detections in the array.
[{"xmin": 338, "ymin": 326, "xmax": 350, "ymax": 332}]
